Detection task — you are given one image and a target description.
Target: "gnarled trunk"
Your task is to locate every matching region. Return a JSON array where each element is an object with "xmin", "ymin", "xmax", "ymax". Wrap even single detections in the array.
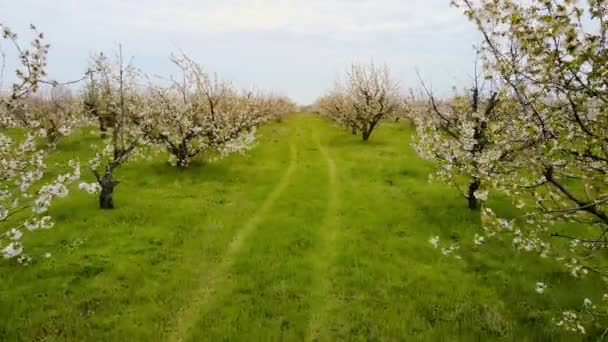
[
  {"xmin": 361, "ymin": 119, "xmax": 379, "ymax": 142},
  {"xmin": 47, "ymin": 129, "xmax": 60, "ymax": 145},
  {"xmin": 172, "ymin": 143, "xmax": 190, "ymax": 168},
  {"xmin": 362, "ymin": 129, "xmax": 372, "ymax": 141},
  {"xmin": 96, "ymin": 166, "xmax": 119, "ymax": 209},
  {"xmin": 99, "ymin": 119, "xmax": 108, "ymax": 138},
  {"xmin": 467, "ymin": 178, "xmax": 481, "ymax": 210}
]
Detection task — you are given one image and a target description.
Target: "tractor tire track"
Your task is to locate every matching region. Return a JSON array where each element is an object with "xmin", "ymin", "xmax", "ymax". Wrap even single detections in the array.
[
  {"xmin": 166, "ymin": 138, "xmax": 299, "ymax": 342},
  {"xmin": 308, "ymin": 130, "xmax": 340, "ymax": 341}
]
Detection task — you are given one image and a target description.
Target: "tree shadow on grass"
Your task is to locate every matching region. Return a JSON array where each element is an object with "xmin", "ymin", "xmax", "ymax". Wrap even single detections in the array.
[
  {"xmin": 56, "ymin": 134, "xmax": 100, "ymax": 153},
  {"xmin": 410, "ymin": 189, "xmax": 481, "ymax": 240},
  {"xmin": 327, "ymin": 134, "xmax": 390, "ymax": 148},
  {"xmin": 137, "ymin": 160, "xmax": 241, "ymax": 184},
  {"xmin": 396, "ymin": 166, "xmax": 431, "ymax": 182}
]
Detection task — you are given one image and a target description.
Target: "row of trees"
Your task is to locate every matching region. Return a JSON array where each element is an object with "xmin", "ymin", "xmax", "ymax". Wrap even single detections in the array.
[
  {"xmin": 0, "ymin": 25, "xmax": 296, "ymax": 260},
  {"xmin": 314, "ymin": 63, "xmax": 405, "ymax": 141},
  {"xmin": 413, "ymin": 0, "xmax": 608, "ymax": 334},
  {"xmin": 312, "ymin": 0, "xmax": 608, "ymax": 334},
  {"xmin": 78, "ymin": 50, "xmax": 295, "ymax": 208}
]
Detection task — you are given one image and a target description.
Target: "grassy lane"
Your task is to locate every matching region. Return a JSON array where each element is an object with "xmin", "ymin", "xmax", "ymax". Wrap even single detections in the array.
[
  {"xmin": 166, "ymin": 126, "xmax": 298, "ymax": 341},
  {"xmin": 307, "ymin": 120, "xmax": 341, "ymax": 341},
  {"xmin": 186, "ymin": 115, "xmax": 329, "ymax": 341},
  {"xmin": 313, "ymin": 122, "xmax": 503, "ymax": 340}
]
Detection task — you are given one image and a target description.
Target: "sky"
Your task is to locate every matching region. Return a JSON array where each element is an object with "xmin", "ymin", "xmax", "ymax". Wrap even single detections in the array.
[{"xmin": 1, "ymin": 0, "xmax": 481, "ymax": 104}]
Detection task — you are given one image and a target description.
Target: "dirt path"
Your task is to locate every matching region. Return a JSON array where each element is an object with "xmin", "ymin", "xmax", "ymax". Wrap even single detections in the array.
[{"xmin": 166, "ymin": 138, "xmax": 299, "ymax": 342}]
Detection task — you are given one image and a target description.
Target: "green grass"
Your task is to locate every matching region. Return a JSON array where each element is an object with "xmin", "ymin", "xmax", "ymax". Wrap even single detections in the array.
[{"xmin": 0, "ymin": 114, "xmax": 603, "ymax": 341}]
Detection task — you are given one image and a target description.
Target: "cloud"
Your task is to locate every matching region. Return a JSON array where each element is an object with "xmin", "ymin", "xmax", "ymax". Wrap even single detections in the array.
[
  {"xmin": 6, "ymin": 0, "xmax": 468, "ymax": 38},
  {"xmin": 133, "ymin": 0, "xmax": 442, "ymax": 35},
  {"xmin": 1, "ymin": 0, "xmax": 479, "ymax": 103}
]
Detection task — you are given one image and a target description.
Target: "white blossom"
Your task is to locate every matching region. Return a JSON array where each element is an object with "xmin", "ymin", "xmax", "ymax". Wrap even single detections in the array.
[
  {"xmin": 2, "ymin": 242, "xmax": 23, "ymax": 259},
  {"xmin": 583, "ymin": 298, "xmax": 592, "ymax": 309},
  {"xmin": 474, "ymin": 190, "xmax": 488, "ymax": 202},
  {"xmin": 429, "ymin": 236, "xmax": 440, "ymax": 249},
  {"xmin": 535, "ymin": 282, "xmax": 546, "ymax": 294},
  {"xmin": 79, "ymin": 182, "xmax": 101, "ymax": 194},
  {"xmin": 474, "ymin": 234, "xmax": 486, "ymax": 245}
]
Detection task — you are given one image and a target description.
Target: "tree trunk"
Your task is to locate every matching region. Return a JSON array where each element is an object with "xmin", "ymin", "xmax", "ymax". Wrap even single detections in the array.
[
  {"xmin": 99, "ymin": 186, "xmax": 114, "ymax": 209},
  {"xmin": 47, "ymin": 129, "xmax": 60, "ymax": 145},
  {"xmin": 362, "ymin": 130, "xmax": 371, "ymax": 141},
  {"xmin": 176, "ymin": 156, "xmax": 189, "ymax": 168},
  {"xmin": 467, "ymin": 179, "xmax": 481, "ymax": 210},
  {"xmin": 97, "ymin": 166, "xmax": 119, "ymax": 209},
  {"xmin": 175, "ymin": 144, "xmax": 189, "ymax": 168},
  {"xmin": 98, "ymin": 117, "xmax": 109, "ymax": 139},
  {"xmin": 362, "ymin": 120, "xmax": 379, "ymax": 141}
]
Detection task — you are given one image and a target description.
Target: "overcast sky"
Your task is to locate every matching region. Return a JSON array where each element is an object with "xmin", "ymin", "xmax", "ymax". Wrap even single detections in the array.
[{"xmin": 1, "ymin": 0, "xmax": 480, "ymax": 104}]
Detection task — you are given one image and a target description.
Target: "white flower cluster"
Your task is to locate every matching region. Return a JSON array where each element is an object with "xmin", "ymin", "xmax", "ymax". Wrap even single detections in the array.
[
  {"xmin": 473, "ymin": 190, "xmax": 488, "ymax": 202},
  {"xmin": 555, "ymin": 311, "xmax": 586, "ymax": 335},
  {"xmin": 473, "ymin": 234, "xmax": 486, "ymax": 245},
  {"xmin": 1, "ymin": 160, "xmax": 79, "ymax": 261},
  {"xmin": 535, "ymin": 282, "xmax": 546, "ymax": 294},
  {"xmin": 428, "ymin": 236, "xmax": 462, "ymax": 259},
  {"xmin": 79, "ymin": 182, "xmax": 101, "ymax": 194},
  {"xmin": 219, "ymin": 129, "xmax": 257, "ymax": 157},
  {"xmin": 565, "ymin": 259, "xmax": 589, "ymax": 279},
  {"xmin": 429, "ymin": 236, "xmax": 440, "ymax": 248}
]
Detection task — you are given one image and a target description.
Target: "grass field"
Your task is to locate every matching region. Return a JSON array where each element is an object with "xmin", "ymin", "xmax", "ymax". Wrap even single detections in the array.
[{"xmin": 0, "ymin": 114, "xmax": 602, "ymax": 341}]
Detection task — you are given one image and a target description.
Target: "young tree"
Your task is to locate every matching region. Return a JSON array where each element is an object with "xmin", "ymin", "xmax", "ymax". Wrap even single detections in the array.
[
  {"xmin": 413, "ymin": 69, "xmax": 535, "ymax": 210},
  {"xmin": 452, "ymin": 0, "xmax": 608, "ymax": 333},
  {"xmin": 315, "ymin": 90, "xmax": 356, "ymax": 134},
  {"xmin": 139, "ymin": 54, "xmax": 258, "ymax": 168},
  {"xmin": 318, "ymin": 63, "xmax": 402, "ymax": 141},
  {"xmin": 21, "ymin": 86, "xmax": 83, "ymax": 145},
  {"xmin": 80, "ymin": 48, "xmax": 145, "ymax": 209},
  {"xmin": 414, "ymin": 80, "xmax": 501, "ymax": 209},
  {"xmin": 0, "ymin": 23, "xmax": 80, "ymax": 262},
  {"xmin": 263, "ymin": 93, "xmax": 298, "ymax": 122}
]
